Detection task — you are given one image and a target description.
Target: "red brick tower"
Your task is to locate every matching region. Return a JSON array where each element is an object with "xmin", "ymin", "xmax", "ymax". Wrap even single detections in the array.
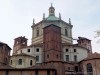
[
  {"xmin": 0, "ymin": 42, "xmax": 11, "ymax": 65},
  {"xmin": 13, "ymin": 36, "xmax": 27, "ymax": 55},
  {"xmin": 77, "ymin": 37, "xmax": 92, "ymax": 52},
  {"xmin": 43, "ymin": 24, "xmax": 62, "ymax": 62}
]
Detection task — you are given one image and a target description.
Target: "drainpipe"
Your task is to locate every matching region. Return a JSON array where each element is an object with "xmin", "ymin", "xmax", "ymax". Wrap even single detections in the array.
[
  {"xmin": 95, "ymin": 59, "xmax": 97, "ymax": 75},
  {"xmin": 20, "ymin": 70, "xmax": 22, "ymax": 75}
]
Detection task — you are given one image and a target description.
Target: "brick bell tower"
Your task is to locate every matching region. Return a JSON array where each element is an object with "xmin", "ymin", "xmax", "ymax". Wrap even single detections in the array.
[
  {"xmin": 13, "ymin": 36, "xmax": 27, "ymax": 55},
  {"xmin": 77, "ymin": 37, "xmax": 92, "ymax": 51},
  {"xmin": 0, "ymin": 42, "xmax": 11, "ymax": 65},
  {"xmin": 43, "ymin": 24, "xmax": 62, "ymax": 62}
]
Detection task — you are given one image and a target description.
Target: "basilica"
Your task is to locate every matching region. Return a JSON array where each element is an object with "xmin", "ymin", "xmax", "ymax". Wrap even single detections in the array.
[{"xmin": 0, "ymin": 4, "xmax": 100, "ymax": 75}]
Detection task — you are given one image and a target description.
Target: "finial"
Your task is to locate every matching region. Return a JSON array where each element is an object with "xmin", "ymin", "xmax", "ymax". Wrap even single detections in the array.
[
  {"xmin": 33, "ymin": 18, "xmax": 35, "ymax": 25},
  {"xmin": 69, "ymin": 18, "xmax": 71, "ymax": 25},
  {"xmin": 59, "ymin": 13, "xmax": 61, "ymax": 20},
  {"xmin": 43, "ymin": 13, "xmax": 45, "ymax": 20},
  {"xmin": 49, "ymin": 3, "xmax": 55, "ymax": 16},
  {"xmin": 51, "ymin": 3, "xmax": 53, "ymax": 7}
]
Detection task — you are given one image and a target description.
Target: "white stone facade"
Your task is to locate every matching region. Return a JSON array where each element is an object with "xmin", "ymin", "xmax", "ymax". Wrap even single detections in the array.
[
  {"xmin": 63, "ymin": 46, "xmax": 88, "ymax": 62},
  {"xmin": 32, "ymin": 21, "xmax": 73, "ymax": 45},
  {"xmin": 9, "ymin": 54, "xmax": 35, "ymax": 68},
  {"xmin": 16, "ymin": 46, "xmax": 43, "ymax": 63}
]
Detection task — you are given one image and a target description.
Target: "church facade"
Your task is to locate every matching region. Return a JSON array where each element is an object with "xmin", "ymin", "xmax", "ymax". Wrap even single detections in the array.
[{"xmin": 0, "ymin": 4, "xmax": 100, "ymax": 75}]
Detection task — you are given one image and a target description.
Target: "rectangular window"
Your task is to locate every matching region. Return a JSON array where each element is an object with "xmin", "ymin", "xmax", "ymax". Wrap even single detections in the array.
[
  {"xmin": 65, "ymin": 29, "xmax": 68, "ymax": 36},
  {"xmin": 36, "ymin": 48, "xmax": 39, "ymax": 52},
  {"xmin": 8, "ymin": 51, "xmax": 10, "ymax": 56},
  {"xmin": 74, "ymin": 55, "xmax": 77, "ymax": 62},
  {"xmin": 66, "ymin": 55, "xmax": 69, "ymax": 61},
  {"xmin": 74, "ymin": 49, "xmax": 76, "ymax": 52},
  {"xmin": 18, "ymin": 59, "xmax": 22, "ymax": 65},
  {"xmin": 36, "ymin": 56, "xmax": 39, "ymax": 62},
  {"xmin": 28, "ymin": 49, "xmax": 30, "ymax": 52}
]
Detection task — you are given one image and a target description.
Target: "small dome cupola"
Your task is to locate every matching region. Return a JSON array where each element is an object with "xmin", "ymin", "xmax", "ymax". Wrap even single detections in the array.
[
  {"xmin": 46, "ymin": 3, "xmax": 59, "ymax": 20},
  {"xmin": 49, "ymin": 3, "xmax": 55, "ymax": 16}
]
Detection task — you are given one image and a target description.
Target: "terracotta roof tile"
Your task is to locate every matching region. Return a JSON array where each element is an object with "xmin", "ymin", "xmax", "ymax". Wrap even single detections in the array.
[
  {"xmin": 0, "ymin": 65, "xmax": 55, "ymax": 70},
  {"xmin": 12, "ymin": 53, "xmax": 35, "ymax": 58},
  {"xmin": 0, "ymin": 65, "xmax": 14, "ymax": 69},
  {"xmin": 0, "ymin": 42, "xmax": 11, "ymax": 50},
  {"xmin": 82, "ymin": 52, "xmax": 100, "ymax": 61}
]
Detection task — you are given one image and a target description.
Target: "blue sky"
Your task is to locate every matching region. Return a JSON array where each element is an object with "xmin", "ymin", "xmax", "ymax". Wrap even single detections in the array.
[{"xmin": 0, "ymin": 0, "xmax": 100, "ymax": 53}]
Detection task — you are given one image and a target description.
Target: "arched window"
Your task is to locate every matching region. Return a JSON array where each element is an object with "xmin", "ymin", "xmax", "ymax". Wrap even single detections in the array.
[
  {"xmin": 65, "ymin": 29, "xmax": 68, "ymax": 36},
  {"xmin": 87, "ymin": 63, "xmax": 93, "ymax": 75}
]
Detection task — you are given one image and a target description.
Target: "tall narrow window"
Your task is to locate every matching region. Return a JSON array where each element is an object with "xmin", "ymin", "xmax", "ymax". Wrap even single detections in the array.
[
  {"xmin": 74, "ymin": 55, "xmax": 77, "ymax": 62},
  {"xmin": 0, "ymin": 46, "xmax": 3, "ymax": 52},
  {"xmin": 8, "ymin": 51, "xmax": 10, "ymax": 56},
  {"xmin": 56, "ymin": 54, "xmax": 58, "ymax": 59},
  {"xmin": 87, "ymin": 63, "xmax": 93, "ymax": 75},
  {"xmin": 66, "ymin": 55, "xmax": 69, "ymax": 61},
  {"xmin": 47, "ymin": 54, "xmax": 49, "ymax": 58},
  {"xmin": 10, "ymin": 60, "xmax": 12, "ymax": 65},
  {"xmin": 5, "ymin": 71, "xmax": 8, "ymax": 75},
  {"xmin": 47, "ymin": 44, "xmax": 48, "ymax": 48},
  {"xmin": 30, "ymin": 60, "xmax": 32, "ymax": 66},
  {"xmin": 21, "ymin": 50, "xmax": 22, "ymax": 53},
  {"xmin": 47, "ymin": 70, "xmax": 50, "ymax": 75},
  {"xmin": 75, "ymin": 66, "xmax": 79, "ymax": 72},
  {"xmin": 4, "ymin": 58, "xmax": 7, "ymax": 63},
  {"xmin": 36, "ymin": 29, "xmax": 39, "ymax": 37},
  {"xmin": 65, "ymin": 29, "xmax": 68, "ymax": 36},
  {"xmin": 36, "ymin": 56, "xmax": 39, "ymax": 62},
  {"xmin": 18, "ymin": 59, "xmax": 22, "ymax": 65},
  {"xmin": 35, "ymin": 70, "xmax": 38, "ymax": 75}
]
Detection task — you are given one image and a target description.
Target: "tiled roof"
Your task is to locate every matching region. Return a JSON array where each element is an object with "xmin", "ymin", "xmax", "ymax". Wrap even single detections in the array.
[
  {"xmin": 0, "ymin": 42, "xmax": 11, "ymax": 50},
  {"xmin": 82, "ymin": 52, "xmax": 100, "ymax": 61},
  {"xmin": 0, "ymin": 65, "xmax": 14, "ymax": 69},
  {"xmin": 11, "ymin": 53, "xmax": 35, "ymax": 58},
  {"xmin": 0, "ymin": 65, "xmax": 55, "ymax": 70},
  {"xmin": 78, "ymin": 37, "xmax": 91, "ymax": 41}
]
